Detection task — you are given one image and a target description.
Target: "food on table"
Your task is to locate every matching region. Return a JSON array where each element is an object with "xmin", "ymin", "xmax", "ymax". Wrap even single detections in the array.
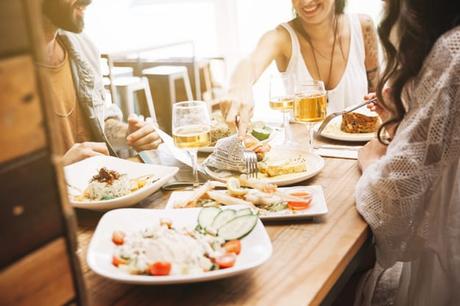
[
  {"xmin": 111, "ymin": 207, "xmax": 258, "ymax": 276},
  {"xmin": 174, "ymin": 181, "xmax": 221, "ymax": 208},
  {"xmin": 250, "ymin": 122, "xmax": 272, "ymax": 141},
  {"xmin": 174, "ymin": 176, "xmax": 312, "ymax": 215},
  {"xmin": 340, "ymin": 112, "xmax": 380, "ymax": 133},
  {"xmin": 210, "ymin": 112, "xmax": 233, "ymax": 146},
  {"xmin": 73, "ymin": 167, "xmax": 156, "ymax": 201},
  {"xmin": 258, "ymin": 156, "xmax": 307, "ymax": 177}
]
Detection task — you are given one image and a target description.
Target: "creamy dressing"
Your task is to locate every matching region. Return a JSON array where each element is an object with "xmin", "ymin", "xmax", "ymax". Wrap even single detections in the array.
[{"xmin": 114, "ymin": 222, "xmax": 225, "ymax": 275}]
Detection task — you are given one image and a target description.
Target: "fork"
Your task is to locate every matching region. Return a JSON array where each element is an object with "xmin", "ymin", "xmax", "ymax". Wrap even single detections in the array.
[
  {"xmin": 316, "ymin": 98, "xmax": 378, "ymax": 135},
  {"xmin": 244, "ymin": 150, "xmax": 258, "ymax": 178}
]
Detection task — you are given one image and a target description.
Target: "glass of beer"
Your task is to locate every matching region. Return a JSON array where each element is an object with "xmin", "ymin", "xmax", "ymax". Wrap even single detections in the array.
[
  {"xmin": 269, "ymin": 74, "xmax": 295, "ymax": 144},
  {"xmin": 294, "ymin": 80, "xmax": 327, "ymax": 152},
  {"xmin": 172, "ymin": 101, "xmax": 211, "ymax": 187}
]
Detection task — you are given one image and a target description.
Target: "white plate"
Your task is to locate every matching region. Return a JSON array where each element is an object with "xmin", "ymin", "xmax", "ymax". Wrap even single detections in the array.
[
  {"xmin": 165, "ymin": 185, "xmax": 328, "ymax": 220},
  {"xmin": 86, "ymin": 207, "xmax": 272, "ymax": 284},
  {"xmin": 65, "ymin": 156, "xmax": 178, "ymax": 211},
  {"xmin": 203, "ymin": 147, "xmax": 325, "ymax": 186},
  {"xmin": 316, "ymin": 116, "xmax": 376, "ymax": 142}
]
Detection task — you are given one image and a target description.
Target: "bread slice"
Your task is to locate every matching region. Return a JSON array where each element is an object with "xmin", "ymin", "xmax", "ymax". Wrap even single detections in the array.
[
  {"xmin": 341, "ymin": 112, "xmax": 379, "ymax": 133},
  {"xmin": 258, "ymin": 156, "xmax": 306, "ymax": 177}
]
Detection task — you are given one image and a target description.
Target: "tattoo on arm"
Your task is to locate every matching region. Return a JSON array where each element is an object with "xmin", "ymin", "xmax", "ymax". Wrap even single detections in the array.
[
  {"xmin": 360, "ymin": 15, "xmax": 380, "ymax": 92},
  {"xmin": 104, "ymin": 118, "xmax": 128, "ymax": 148},
  {"xmin": 367, "ymin": 66, "xmax": 379, "ymax": 93}
]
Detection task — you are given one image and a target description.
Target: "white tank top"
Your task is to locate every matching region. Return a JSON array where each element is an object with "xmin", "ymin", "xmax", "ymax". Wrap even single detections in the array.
[{"xmin": 280, "ymin": 14, "xmax": 368, "ymax": 113}]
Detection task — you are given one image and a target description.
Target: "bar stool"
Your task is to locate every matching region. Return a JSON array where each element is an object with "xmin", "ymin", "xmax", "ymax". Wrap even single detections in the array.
[
  {"xmin": 112, "ymin": 76, "xmax": 157, "ymax": 122},
  {"xmin": 142, "ymin": 65, "xmax": 193, "ymax": 134}
]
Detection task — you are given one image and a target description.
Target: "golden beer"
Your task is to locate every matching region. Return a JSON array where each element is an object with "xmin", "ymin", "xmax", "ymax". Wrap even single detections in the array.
[
  {"xmin": 173, "ymin": 125, "xmax": 211, "ymax": 149},
  {"xmin": 269, "ymin": 97, "xmax": 294, "ymax": 111},
  {"xmin": 294, "ymin": 94, "xmax": 327, "ymax": 122}
]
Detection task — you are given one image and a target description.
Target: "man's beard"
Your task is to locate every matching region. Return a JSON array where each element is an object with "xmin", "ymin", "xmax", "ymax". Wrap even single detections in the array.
[{"xmin": 42, "ymin": 0, "xmax": 92, "ymax": 33}]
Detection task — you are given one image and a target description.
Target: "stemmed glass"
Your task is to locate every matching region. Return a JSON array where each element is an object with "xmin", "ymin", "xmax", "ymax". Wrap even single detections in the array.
[
  {"xmin": 293, "ymin": 80, "xmax": 327, "ymax": 152},
  {"xmin": 172, "ymin": 101, "xmax": 211, "ymax": 187},
  {"xmin": 269, "ymin": 74, "xmax": 295, "ymax": 144}
]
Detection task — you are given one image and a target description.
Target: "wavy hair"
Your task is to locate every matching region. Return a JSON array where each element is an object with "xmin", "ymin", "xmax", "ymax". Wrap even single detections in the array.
[{"xmin": 377, "ymin": 0, "xmax": 460, "ymax": 143}]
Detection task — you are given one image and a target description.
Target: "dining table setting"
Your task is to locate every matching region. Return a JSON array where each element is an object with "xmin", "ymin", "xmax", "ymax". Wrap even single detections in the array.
[{"xmin": 68, "ymin": 83, "xmax": 380, "ymax": 305}]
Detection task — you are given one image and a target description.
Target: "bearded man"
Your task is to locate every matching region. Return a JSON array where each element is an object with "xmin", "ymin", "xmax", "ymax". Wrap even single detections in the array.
[{"xmin": 39, "ymin": 0, "xmax": 161, "ymax": 165}]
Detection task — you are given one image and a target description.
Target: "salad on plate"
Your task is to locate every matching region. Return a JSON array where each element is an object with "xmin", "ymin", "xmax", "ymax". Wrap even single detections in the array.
[{"xmin": 111, "ymin": 207, "xmax": 258, "ymax": 276}]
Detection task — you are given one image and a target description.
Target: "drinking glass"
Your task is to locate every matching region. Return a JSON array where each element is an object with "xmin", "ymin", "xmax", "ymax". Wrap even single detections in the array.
[
  {"xmin": 172, "ymin": 101, "xmax": 211, "ymax": 187},
  {"xmin": 293, "ymin": 80, "xmax": 327, "ymax": 152},
  {"xmin": 269, "ymin": 74, "xmax": 295, "ymax": 144}
]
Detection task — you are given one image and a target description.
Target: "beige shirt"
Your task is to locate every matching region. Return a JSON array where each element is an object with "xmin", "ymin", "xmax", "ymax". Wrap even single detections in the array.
[{"xmin": 39, "ymin": 45, "xmax": 93, "ymax": 154}]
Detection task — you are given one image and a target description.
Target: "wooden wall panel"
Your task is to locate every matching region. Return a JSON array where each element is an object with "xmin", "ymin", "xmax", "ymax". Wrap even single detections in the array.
[
  {"xmin": 0, "ymin": 151, "xmax": 64, "ymax": 269},
  {"xmin": 0, "ymin": 238, "xmax": 76, "ymax": 306},
  {"xmin": 0, "ymin": 1, "xmax": 30, "ymax": 57},
  {"xmin": 0, "ymin": 55, "xmax": 47, "ymax": 163}
]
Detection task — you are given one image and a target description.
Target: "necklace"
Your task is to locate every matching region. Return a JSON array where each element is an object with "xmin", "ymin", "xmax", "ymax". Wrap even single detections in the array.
[{"xmin": 295, "ymin": 16, "xmax": 339, "ymax": 90}]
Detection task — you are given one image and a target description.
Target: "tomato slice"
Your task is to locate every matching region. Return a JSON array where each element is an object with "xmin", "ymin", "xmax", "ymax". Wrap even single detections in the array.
[
  {"xmin": 112, "ymin": 255, "xmax": 128, "ymax": 267},
  {"xmin": 149, "ymin": 261, "xmax": 172, "ymax": 276},
  {"xmin": 223, "ymin": 240, "xmax": 241, "ymax": 255},
  {"xmin": 112, "ymin": 231, "xmax": 125, "ymax": 245},
  {"xmin": 287, "ymin": 200, "xmax": 311, "ymax": 210},
  {"xmin": 215, "ymin": 253, "xmax": 237, "ymax": 269}
]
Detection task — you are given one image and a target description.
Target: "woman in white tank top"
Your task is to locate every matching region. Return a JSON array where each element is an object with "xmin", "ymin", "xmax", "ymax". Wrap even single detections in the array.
[
  {"xmin": 223, "ymin": 0, "xmax": 380, "ymax": 136},
  {"xmin": 280, "ymin": 14, "xmax": 369, "ymax": 113}
]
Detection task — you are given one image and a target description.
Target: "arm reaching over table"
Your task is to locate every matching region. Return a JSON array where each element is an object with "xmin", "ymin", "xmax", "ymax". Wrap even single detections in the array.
[{"xmin": 223, "ymin": 27, "xmax": 290, "ymax": 137}]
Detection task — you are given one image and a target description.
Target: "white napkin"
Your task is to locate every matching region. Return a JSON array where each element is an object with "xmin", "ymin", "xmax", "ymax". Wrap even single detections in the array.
[{"xmin": 314, "ymin": 147, "xmax": 359, "ymax": 160}]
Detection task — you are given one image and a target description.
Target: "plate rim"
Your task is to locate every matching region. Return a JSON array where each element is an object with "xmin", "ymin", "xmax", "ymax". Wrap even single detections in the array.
[
  {"xmin": 86, "ymin": 207, "xmax": 273, "ymax": 284},
  {"xmin": 164, "ymin": 185, "xmax": 328, "ymax": 220},
  {"xmin": 315, "ymin": 117, "xmax": 376, "ymax": 142},
  {"xmin": 65, "ymin": 156, "xmax": 179, "ymax": 210},
  {"xmin": 203, "ymin": 151, "xmax": 325, "ymax": 186}
]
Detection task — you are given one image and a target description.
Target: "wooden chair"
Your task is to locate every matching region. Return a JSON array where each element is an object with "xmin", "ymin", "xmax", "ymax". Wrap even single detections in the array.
[
  {"xmin": 112, "ymin": 76, "xmax": 157, "ymax": 122},
  {"xmin": 142, "ymin": 65, "xmax": 193, "ymax": 134},
  {"xmin": 0, "ymin": 1, "xmax": 86, "ymax": 305}
]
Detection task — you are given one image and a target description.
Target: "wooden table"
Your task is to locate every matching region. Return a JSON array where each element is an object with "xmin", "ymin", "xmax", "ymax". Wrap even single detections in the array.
[{"xmin": 75, "ymin": 125, "xmax": 370, "ymax": 306}]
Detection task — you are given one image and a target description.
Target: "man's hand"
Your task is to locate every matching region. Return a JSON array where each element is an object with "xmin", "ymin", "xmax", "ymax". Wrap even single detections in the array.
[
  {"xmin": 126, "ymin": 115, "xmax": 161, "ymax": 152},
  {"xmin": 358, "ymin": 139, "xmax": 388, "ymax": 172},
  {"xmin": 63, "ymin": 142, "xmax": 109, "ymax": 166}
]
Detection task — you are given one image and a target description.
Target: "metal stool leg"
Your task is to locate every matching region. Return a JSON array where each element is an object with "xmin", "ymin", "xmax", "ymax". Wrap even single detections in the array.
[
  {"xmin": 168, "ymin": 77, "xmax": 176, "ymax": 104},
  {"xmin": 117, "ymin": 85, "xmax": 135, "ymax": 121},
  {"xmin": 183, "ymin": 71, "xmax": 194, "ymax": 101}
]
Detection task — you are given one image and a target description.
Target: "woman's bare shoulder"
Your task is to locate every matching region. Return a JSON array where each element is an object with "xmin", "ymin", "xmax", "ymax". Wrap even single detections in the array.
[{"xmin": 358, "ymin": 13, "xmax": 375, "ymax": 28}]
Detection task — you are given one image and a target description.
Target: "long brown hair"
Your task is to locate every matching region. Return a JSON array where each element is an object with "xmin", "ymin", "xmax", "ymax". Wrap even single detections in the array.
[{"xmin": 376, "ymin": 0, "xmax": 460, "ymax": 143}]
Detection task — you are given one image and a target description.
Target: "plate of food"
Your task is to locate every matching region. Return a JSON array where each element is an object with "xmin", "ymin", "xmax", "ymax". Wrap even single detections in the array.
[
  {"xmin": 86, "ymin": 206, "xmax": 272, "ymax": 284},
  {"xmin": 203, "ymin": 144, "xmax": 325, "ymax": 186},
  {"xmin": 165, "ymin": 177, "xmax": 328, "ymax": 220},
  {"xmin": 316, "ymin": 112, "xmax": 380, "ymax": 142},
  {"xmin": 64, "ymin": 156, "xmax": 178, "ymax": 210}
]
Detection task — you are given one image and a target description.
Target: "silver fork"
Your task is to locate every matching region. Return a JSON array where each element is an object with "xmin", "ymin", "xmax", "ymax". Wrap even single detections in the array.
[
  {"xmin": 244, "ymin": 150, "xmax": 258, "ymax": 178},
  {"xmin": 316, "ymin": 98, "xmax": 378, "ymax": 135}
]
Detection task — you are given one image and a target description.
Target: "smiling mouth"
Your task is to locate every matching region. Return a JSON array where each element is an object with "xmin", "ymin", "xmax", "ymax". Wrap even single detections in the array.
[{"xmin": 302, "ymin": 3, "xmax": 320, "ymax": 15}]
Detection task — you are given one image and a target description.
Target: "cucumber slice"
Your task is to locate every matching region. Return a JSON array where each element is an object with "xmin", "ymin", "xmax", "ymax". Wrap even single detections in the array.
[
  {"xmin": 218, "ymin": 214, "xmax": 258, "ymax": 240},
  {"xmin": 198, "ymin": 207, "xmax": 222, "ymax": 229},
  {"xmin": 235, "ymin": 208, "xmax": 252, "ymax": 217},
  {"xmin": 211, "ymin": 209, "xmax": 236, "ymax": 229},
  {"xmin": 251, "ymin": 127, "xmax": 271, "ymax": 141}
]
